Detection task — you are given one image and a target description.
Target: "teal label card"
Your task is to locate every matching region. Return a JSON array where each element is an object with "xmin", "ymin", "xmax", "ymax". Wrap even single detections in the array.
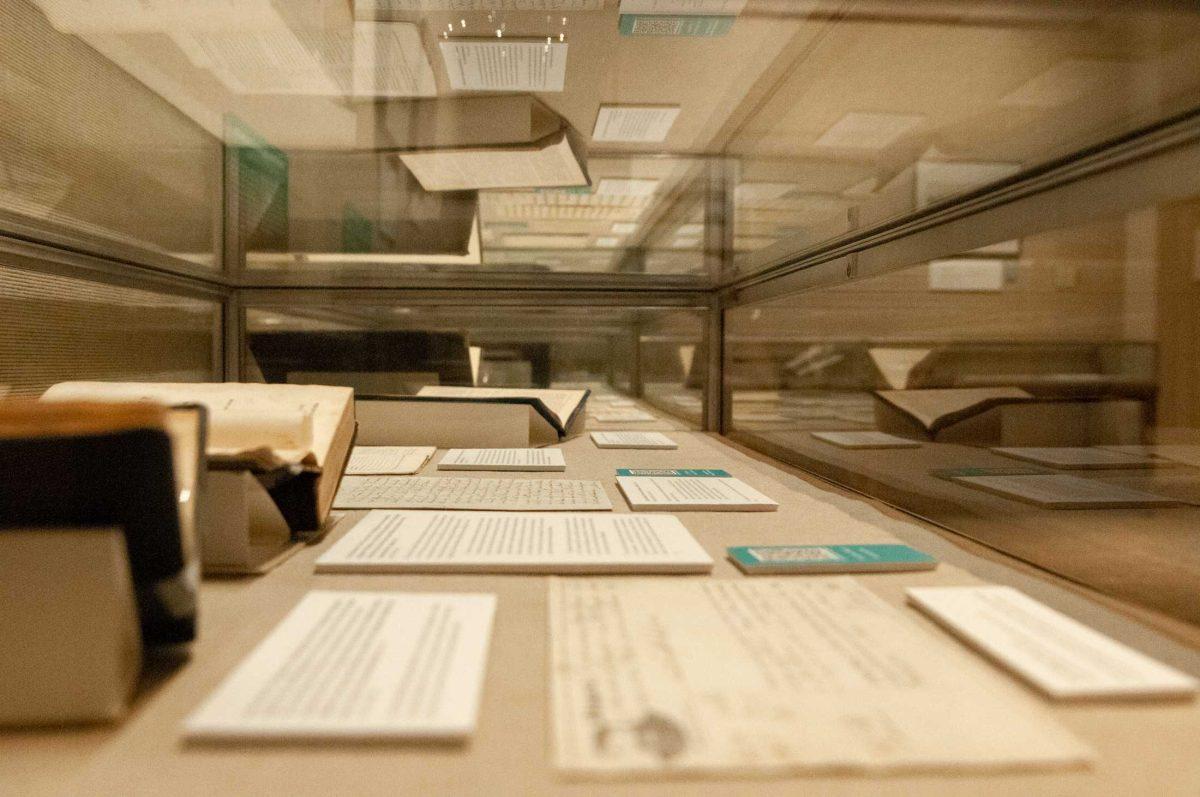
[
  {"xmin": 617, "ymin": 468, "xmax": 730, "ymax": 477},
  {"xmin": 728, "ymin": 544, "xmax": 935, "ymax": 568}
]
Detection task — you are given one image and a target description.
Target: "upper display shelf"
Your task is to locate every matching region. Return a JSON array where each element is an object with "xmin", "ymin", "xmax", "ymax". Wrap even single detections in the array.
[{"xmin": 4, "ymin": 0, "xmax": 1200, "ymax": 282}]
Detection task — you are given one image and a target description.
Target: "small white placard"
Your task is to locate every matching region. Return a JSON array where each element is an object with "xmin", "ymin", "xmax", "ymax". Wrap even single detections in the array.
[
  {"xmin": 440, "ymin": 39, "xmax": 567, "ymax": 92},
  {"xmin": 812, "ymin": 431, "xmax": 921, "ymax": 449},
  {"xmin": 592, "ymin": 105, "xmax": 680, "ymax": 143},
  {"xmin": 346, "ymin": 446, "xmax": 436, "ymax": 475},
  {"xmin": 438, "ymin": 448, "xmax": 566, "ymax": 472},
  {"xmin": 993, "ymin": 446, "xmax": 1166, "ymax": 470},
  {"xmin": 950, "ymin": 473, "xmax": 1179, "ymax": 509},
  {"xmin": 591, "ymin": 431, "xmax": 678, "ymax": 449},
  {"xmin": 335, "ymin": 476, "xmax": 612, "ymax": 511},
  {"xmin": 928, "ymin": 258, "xmax": 1006, "ymax": 292},
  {"xmin": 592, "ymin": 409, "xmax": 656, "ymax": 422},
  {"xmin": 907, "ymin": 586, "xmax": 1198, "ymax": 700},
  {"xmin": 184, "ymin": 591, "xmax": 497, "ymax": 740},
  {"xmin": 617, "ymin": 470, "xmax": 777, "ymax": 512},
  {"xmin": 316, "ymin": 510, "xmax": 712, "ymax": 574},
  {"xmin": 618, "ymin": 0, "xmax": 746, "ymax": 13}
]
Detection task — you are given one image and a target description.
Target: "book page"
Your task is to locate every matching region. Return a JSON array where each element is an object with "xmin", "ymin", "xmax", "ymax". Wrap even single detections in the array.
[
  {"xmin": 550, "ymin": 578, "xmax": 1092, "ymax": 774},
  {"xmin": 316, "ymin": 511, "xmax": 712, "ymax": 573},
  {"xmin": 417, "ymin": 386, "xmax": 586, "ymax": 429},
  {"xmin": 40, "ymin": 382, "xmax": 353, "ymax": 466},
  {"xmin": 334, "ymin": 476, "xmax": 612, "ymax": 511},
  {"xmin": 438, "ymin": 448, "xmax": 566, "ymax": 471},
  {"xmin": 346, "ymin": 446, "xmax": 436, "ymax": 475},
  {"xmin": 185, "ymin": 590, "xmax": 496, "ymax": 740}
]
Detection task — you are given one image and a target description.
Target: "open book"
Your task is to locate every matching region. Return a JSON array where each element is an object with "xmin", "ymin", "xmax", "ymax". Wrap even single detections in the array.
[
  {"xmin": 41, "ymin": 382, "xmax": 355, "ymax": 573},
  {"xmin": 874, "ymin": 387, "xmax": 1032, "ymax": 437},
  {"xmin": 359, "ymin": 386, "xmax": 588, "ymax": 448}
]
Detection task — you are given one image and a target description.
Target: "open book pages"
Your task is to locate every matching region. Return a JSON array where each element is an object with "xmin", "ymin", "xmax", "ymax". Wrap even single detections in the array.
[
  {"xmin": 550, "ymin": 577, "xmax": 1092, "ymax": 775},
  {"xmin": 40, "ymin": 382, "xmax": 353, "ymax": 467},
  {"xmin": 416, "ymin": 386, "xmax": 587, "ymax": 430},
  {"xmin": 874, "ymin": 386, "xmax": 1032, "ymax": 432}
]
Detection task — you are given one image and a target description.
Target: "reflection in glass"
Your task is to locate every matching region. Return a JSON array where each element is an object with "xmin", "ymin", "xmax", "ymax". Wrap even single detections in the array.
[{"xmin": 725, "ymin": 199, "xmax": 1200, "ymax": 627}]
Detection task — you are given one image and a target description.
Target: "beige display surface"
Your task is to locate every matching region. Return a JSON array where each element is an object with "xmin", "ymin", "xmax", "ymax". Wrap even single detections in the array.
[{"xmin": 4, "ymin": 432, "xmax": 1200, "ymax": 795}]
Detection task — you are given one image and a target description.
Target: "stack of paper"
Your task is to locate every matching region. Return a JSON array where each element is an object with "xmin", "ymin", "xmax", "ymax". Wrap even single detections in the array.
[
  {"xmin": 591, "ymin": 431, "xmax": 678, "ymax": 450},
  {"xmin": 316, "ymin": 511, "xmax": 712, "ymax": 574}
]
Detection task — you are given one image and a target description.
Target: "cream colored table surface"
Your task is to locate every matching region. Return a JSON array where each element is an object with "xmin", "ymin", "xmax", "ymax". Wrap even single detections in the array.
[{"xmin": 5, "ymin": 432, "xmax": 1200, "ymax": 796}]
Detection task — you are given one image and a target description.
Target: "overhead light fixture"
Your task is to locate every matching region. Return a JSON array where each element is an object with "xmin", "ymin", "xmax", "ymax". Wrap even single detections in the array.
[{"xmin": 611, "ymin": 222, "xmax": 638, "ymax": 234}]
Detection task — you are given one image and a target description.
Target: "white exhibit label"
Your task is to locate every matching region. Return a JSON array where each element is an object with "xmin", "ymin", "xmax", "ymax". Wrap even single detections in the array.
[
  {"xmin": 615, "ymin": 468, "xmax": 777, "ymax": 511},
  {"xmin": 185, "ymin": 590, "xmax": 496, "ymax": 740},
  {"xmin": 590, "ymin": 431, "xmax": 678, "ymax": 450},
  {"xmin": 316, "ymin": 510, "xmax": 712, "ymax": 574},
  {"xmin": 440, "ymin": 40, "xmax": 568, "ymax": 92},
  {"xmin": 811, "ymin": 431, "xmax": 921, "ymax": 449},
  {"xmin": 907, "ymin": 586, "xmax": 1198, "ymax": 700},
  {"xmin": 334, "ymin": 476, "xmax": 613, "ymax": 511},
  {"xmin": 438, "ymin": 448, "xmax": 566, "ymax": 472},
  {"xmin": 550, "ymin": 578, "xmax": 1091, "ymax": 774},
  {"xmin": 592, "ymin": 105, "xmax": 680, "ymax": 143},
  {"xmin": 346, "ymin": 446, "xmax": 436, "ymax": 475}
]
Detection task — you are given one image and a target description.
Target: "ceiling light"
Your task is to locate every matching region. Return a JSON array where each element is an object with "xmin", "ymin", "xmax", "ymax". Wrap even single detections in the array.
[{"xmin": 815, "ymin": 112, "xmax": 924, "ymax": 150}]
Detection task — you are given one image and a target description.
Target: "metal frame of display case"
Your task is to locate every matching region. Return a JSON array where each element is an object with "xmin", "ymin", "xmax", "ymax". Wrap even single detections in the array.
[{"xmin": 4, "ymin": 106, "xmax": 1200, "ymax": 432}]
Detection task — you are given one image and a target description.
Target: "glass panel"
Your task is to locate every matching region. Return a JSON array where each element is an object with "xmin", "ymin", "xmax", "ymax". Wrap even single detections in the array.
[
  {"xmin": 0, "ymin": 0, "xmax": 222, "ymax": 268},
  {"xmin": 725, "ymin": 194, "xmax": 1200, "ymax": 626},
  {"xmin": 244, "ymin": 302, "xmax": 706, "ymax": 428},
  {"xmin": 0, "ymin": 264, "xmax": 221, "ymax": 398},
  {"xmin": 16, "ymin": 1, "xmax": 1197, "ymax": 283},
  {"xmin": 728, "ymin": 3, "xmax": 1200, "ymax": 272}
]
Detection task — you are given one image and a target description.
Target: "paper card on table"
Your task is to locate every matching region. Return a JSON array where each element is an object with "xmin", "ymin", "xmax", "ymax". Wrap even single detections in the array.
[
  {"xmin": 316, "ymin": 510, "xmax": 712, "ymax": 574},
  {"xmin": 438, "ymin": 448, "xmax": 565, "ymax": 472},
  {"xmin": 946, "ymin": 472, "xmax": 1180, "ymax": 509},
  {"xmin": 550, "ymin": 577, "xmax": 1092, "ymax": 775},
  {"xmin": 811, "ymin": 431, "xmax": 921, "ymax": 449},
  {"xmin": 334, "ymin": 476, "xmax": 612, "ymax": 511},
  {"xmin": 590, "ymin": 431, "xmax": 677, "ymax": 450},
  {"xmin": 185, "ymin": 590, "xmax": 496, "ymax": 741},
  {"xmin": 346, "ymin": 446, "xmax": 436, "ymax": 475},
  {"xmin": 616, "ymin": 468, "xmax": 777, "ymax": 512},
  {"xmin": 992, "ymin": 446, "xmax": 1168, "ymax": 470},
  {"xmin": 728, "ymin": 544, "xmax": 936, "ymax": 575},
  {"xmin": 592, "ymin": 409, "xmax": 656, "ymax": 422},
  {"xmin": 907, "ymin": 586, "xmax": 1198, "ymax": 700}
]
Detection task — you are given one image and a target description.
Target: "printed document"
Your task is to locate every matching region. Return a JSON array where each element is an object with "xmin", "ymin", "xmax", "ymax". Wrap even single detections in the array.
[
  {"xmin": 593, "ymin": 409, "xmax": 656, "ymax": 422},
  {"xmin": 908, "ymin": 586, "xmax": 1198, "ymax": 700},
  {"xmin": 949, "ymin": 472, "xmax": 1179, "ymax": 508},
  {"xmin": 316, "ymin": 511, "xmax": 712, "ymax": 574},
  {"xmin": 334, "ymin": 476, "xmax": 612, "ymax": 511},
  {"xmin": 812, "ymin": 431, "xmax": 921, "ymax": 449},
  {"xmin": 992, "ymin": 446, "xmax": 1165, "ymax": 470},
  {"xmin": 438, "ymin": 448, "xmax": 565, "ymax": 472},
  {"xmin": 590, "ymin": 431, "xmax": 677, "ymax": 449},
  {"xmin": 346, "ymin": 446, "xmax": 436, "ymax": 475},
  {"xmin": 185, "ymin": 590, "xmax": 496, "ymax": 741},
  {"xmin": 550, "ymin": 578, "xmax": 1092, "ymax": 774},
  {"xmin": 616, "ymin": 468, "xmax": 777, "ymax": 511}
]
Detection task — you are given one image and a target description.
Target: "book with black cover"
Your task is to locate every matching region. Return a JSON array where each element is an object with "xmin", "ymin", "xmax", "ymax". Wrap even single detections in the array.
[{"xmin": 0, "ymin": 401, "xmax": 203, "ymax": 645}]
